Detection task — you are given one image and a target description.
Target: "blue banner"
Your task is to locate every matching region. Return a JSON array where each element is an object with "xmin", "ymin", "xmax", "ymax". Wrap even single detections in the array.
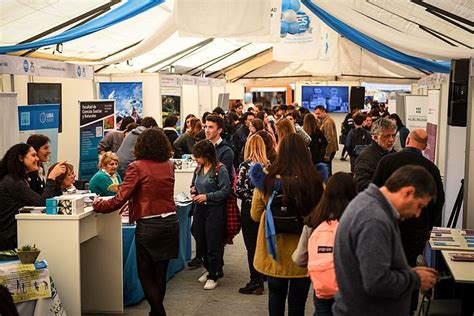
[
  {"xmin": 79, "ymin": 100, "xmax": 115, "ymax": 180},
  {"xmin": 18, "ymin": 104, "xmax": 59, "ymax": 165}
]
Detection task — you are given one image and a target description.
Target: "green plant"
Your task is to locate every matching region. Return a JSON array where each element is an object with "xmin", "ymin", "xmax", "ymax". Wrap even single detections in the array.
[{"xmin": 16, "ymin": 244, "xmax": 39, "ymax": 252}]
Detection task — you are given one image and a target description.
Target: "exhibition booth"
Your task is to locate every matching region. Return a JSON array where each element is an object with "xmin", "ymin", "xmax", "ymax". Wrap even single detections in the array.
[{"xmin": 0, "ymin": 0, "xmax": 473, "ymax": 314}]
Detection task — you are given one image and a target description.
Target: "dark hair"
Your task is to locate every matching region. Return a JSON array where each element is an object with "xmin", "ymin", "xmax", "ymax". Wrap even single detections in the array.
[
  {"xmin": 255, "ymin": 103, "xmax": 264, "ymax": 112},
  {"xmin": 26, "ymin": 134, "xmax": 50, "ymax": 152},
  {"xmin": 241, "ymin": 111, "xmax": 255, "ymax": 124},
  {"xmin": 314, "ymin": 105, "xmax": 327, "ymax": 112},
  {"xmin": 256, "ymin": 111, "xmax": 265, "ymax": 120},
  {"xmin": 265, "ymin": 108, "xmax": 275, "ymax": 116},
  {"xmin": 192, "ymin": 139, "xmax": 219, "ymax": 172},
  {"xmin": 250, "ymin": 118, "xmax": 264, "ymax": 132},
  {"xmin": 265, "ymin": 133, "xmax": 324, "ymax": 217},
  {"xmin": 285, "ymin": 111, "xmax": 299, "ymax": 121},
  {"xmin": 201, "ymin": 112, "xmax": 211, "ymax": 123},
  {"xmin": 0, "ymin": 143, "xmax": 33, "ymax": 180},
  {"xmin": 305, "ymin": 172, "xmax": 356, "ymax": 228},
  {"xmin": 255, "ymin": 130, "xmax": 277, "ymax": 162},
  {"xmin": 134, "ymin": 128, "xmax": 172, "ymax": 161},
  {"xmin": 388, "ymin": 113, "xmax": 405, "ymax": 130},
  {"xmin": 227, "ymin": 111, "xmax": 239, "ymax": 124},
  {"xmin": 189, "ymin": 117, "xmax": 202, "ymax": 137},
  {"xmin": 212, "ymin": 107, "xmax": 225, "ymax": 116},
  {"xmin": 125, "ymin": 123, "xmax": 139, "ymax": 133},
  {"xmin": 299, "ymin": 107, "xmax": 309, "ymax": 115},
  {"xmin": 233, "ymin": 102, "xmax": 243, "ymax": 110},
  {"xmin": 164, "ymin": 115, "xmax": 178, "ymax": 128},
  {"xmin": 205, "ymin": 114, "xmax": 224, "ymax": 130},
  {"xmin": 385, "ymin": 165, "xmax": 437, "ymax": 199},
  {"xmin": 140, "ymin": 116, "xmax": 158, "ymax": 129},
  {"xmin": 303, "ymin": 113, "xmax": 319, "ymax": 135},
  {"xmin": 119, "ymin": 116, "xmax": 135, "ymax": 131},
  {"xmin": 182, "ymin": 114, "xmax": 196, "ymax": 133},
  {"xmin": 48, "ymin": 162, "xmax": 74, "ymax": 189},
  {"xmin": 353, "ymin": 113, "xmax": 366, "ymax": 126}
]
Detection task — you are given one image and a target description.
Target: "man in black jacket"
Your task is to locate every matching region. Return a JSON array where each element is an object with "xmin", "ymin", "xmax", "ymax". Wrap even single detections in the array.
[
  {"xmin": 231, "ymin": 112, "xmax": 255, "ymax": 169},
  {"xmin": 354, "ymin": 117, "xmax": 396, "ymax": 192},
  {"xmin": 372, "ymin": 129, "xmax": 445, "ymax": 314}
]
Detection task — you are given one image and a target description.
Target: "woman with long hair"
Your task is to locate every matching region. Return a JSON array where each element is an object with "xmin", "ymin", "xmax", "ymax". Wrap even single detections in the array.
[
  {"xmin": 0, "ymin": 143, "xmax": 65, "ymax": 250},
  {"xmin": 191, "ymin": 140, "xmax": 231, "ymax": 290},
  {"xmin": 255, "ymin": 130, "xmax": 277, "ymax": 163},
  {"xmin": 299, "ymin": 172, "xmax": 357, "ymax": 316},
  {"xmin": 181, "ymin": 114, "xmax": 196, "ymax": 134},
  {"xmin": 275, "ymin": 118, "xmax": 295, "ymax": 149},
  {"xmin": 249, "ymin": 118, "xmax": 265, "ymax": 136},
  {"xmin": 250, "ymin": 133, "xmax": 324, "ymax": 315},
  {"xmin": 256, "ymin": 111, "xmax": 277, "ymax": 143},
  {"xmin": 173, "ymin": 117, "xmax": 202, "ymax": 158},
  {"xmin": 236, "ymin": 135, "xmax": 269, "ymax": 295},
  {"xmin": 303, "ymin": 114, "xmax": 328, "ymax": 165},
  {"xmin": 26, "ymin": 134, "xmax": 51, "ymax": 194},
  {"xmin": 388, "ymin": 113, "xmax": 410, "ymax": 150},
  {"xmin": 94, "ymin": 128, "xmax": 178, "ymax": 316}
]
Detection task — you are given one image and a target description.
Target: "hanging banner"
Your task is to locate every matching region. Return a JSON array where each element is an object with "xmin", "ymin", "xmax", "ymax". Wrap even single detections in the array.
[
  {"xmin": 79, "ymin": 100, "xmax": 115, "ymax": 180},
  {"xmin": 0, "ymin": 54, "xmax": 92, "ymax": 79},
  {"xmin": 18, "ymin": 104, "xmax": 59, "ymax": 165},
  {"xmin": 404, "ymin": 95, "xmax": 428, "ymax": 131},
  {"xmin": 161, "ymin": 86, "xmax": 182, "ymax": 132},
  {"xmin": 99, "ymin": 82, "xmax": 143, "ymax": 121},
  {"xmin": 424, "ymin": 90, "xmax": 440, "ymax": 162}
]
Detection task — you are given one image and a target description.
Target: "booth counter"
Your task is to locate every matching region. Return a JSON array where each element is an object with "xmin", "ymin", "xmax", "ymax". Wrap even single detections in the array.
[{"xmin": 16, "ymin": 207, "xmax": 123, "ymax": 316}]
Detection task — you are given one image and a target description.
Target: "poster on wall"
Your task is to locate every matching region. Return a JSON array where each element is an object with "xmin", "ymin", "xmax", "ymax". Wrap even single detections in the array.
[
  {"xmin": 404, "ymin": 95, "xmax": 428, "ymax": 131},
  {"xmin": 79, "ymin": 100, "xmax": 115, "ymax": 180},
  {"xmin": 18, "ymin": 104, "xmax": 59, "ymax": 165},
  {"xmin": 99, "ymin": 82, "xmax": 142, "ymax": 122},
  {"xmin": 424, "ymin": 90, "xmax": 440, "ymax": 163},
  {"xmin": 161, "ymin": 86, "xmax": 182, "ymax": 132}
]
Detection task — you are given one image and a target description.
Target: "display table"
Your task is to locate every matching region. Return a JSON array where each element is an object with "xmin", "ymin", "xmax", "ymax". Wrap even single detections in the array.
[
  {"xmin": 441, "ymin": 251, "xmax": 474, "ymax": 284},
  {"xmin": 16, "ymin": 208, "xmax": 123, "ymax": 316},
  {"xmin": 429, "ymin": 228, "xmax": 474, "ymax": 252},
  {"xmin": 122, "ymin": 204, "xmax": 192, "ymax": 306}
]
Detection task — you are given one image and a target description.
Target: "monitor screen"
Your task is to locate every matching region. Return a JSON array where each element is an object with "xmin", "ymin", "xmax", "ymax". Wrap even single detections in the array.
[{"xmin": 301, "ymin": 86, "xmax": 349, "ymax": 113}]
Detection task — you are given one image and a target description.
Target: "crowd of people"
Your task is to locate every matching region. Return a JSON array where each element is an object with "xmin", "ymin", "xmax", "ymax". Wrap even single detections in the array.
[{"xmin": 0, "ymin": 100, "xmax": 446, "ymax": 316}]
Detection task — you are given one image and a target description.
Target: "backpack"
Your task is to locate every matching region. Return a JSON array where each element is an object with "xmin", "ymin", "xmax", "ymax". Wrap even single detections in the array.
[
  {"xmin": 308, "ymin": 220, "xmax": 339, "ymax": 299},
  {"xmin": 351, "ymin": 128, "xmax": 371, "ymax": 157},
  {"xmin": 268, "ymin": 186, "xmax": 304, "ymax": 235}
]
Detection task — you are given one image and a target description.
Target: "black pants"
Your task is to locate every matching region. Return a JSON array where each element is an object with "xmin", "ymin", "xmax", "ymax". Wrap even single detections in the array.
[
  {"xmin": 341, "ymin": 144, "xmax": 348, "ymax": 158},
  {"xmin": 267, "ymin": 276, "xmax": 311, "ymax": 316},
  {"xmin": 192, "ymin": 203, "xmax": 226, "ymax": 281},
  {"xmin": 241, "ymin": 199, "xmax": 263, "ymax": 282}
]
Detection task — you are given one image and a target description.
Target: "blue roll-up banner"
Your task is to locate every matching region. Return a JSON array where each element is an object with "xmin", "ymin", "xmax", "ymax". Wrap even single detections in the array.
[
  {"xmin": 18, "ymin": 104, "xmax": 59, "ymax": 165},
  {"xmin": 79, "ymin": 100, "xmax": 115, "ymax": 180}
]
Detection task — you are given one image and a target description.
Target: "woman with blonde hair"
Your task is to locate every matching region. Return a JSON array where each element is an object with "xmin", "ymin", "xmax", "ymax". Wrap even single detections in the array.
[
  {"xmin": 236, "ymin": 134, "xmax": 269, "ymax": 295},
  {"xmin": 89, "ymin": 151, "xmax": 122, "ymax": 196}
]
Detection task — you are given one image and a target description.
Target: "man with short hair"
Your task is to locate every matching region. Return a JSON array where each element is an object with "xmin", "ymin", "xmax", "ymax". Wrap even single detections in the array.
[
  {"xmin": 372, "ymin": 129, "xmax": 445, "ymax": 314},
  {"xmin": 314, "ymin": 105, "xmax": 338, "ymax": 176},
  {"xmin": 232, "ymin": 112, "xmax": 255, "ymax": 168},
  {"xmin": 333, "ymin": 165, "xmax": 438, "ymax": 316},
  {"xmin": 116, "ymin": 116, "xmax": 158, "ymax": 177},
  {"xmin": 163, "ymin": 115, "xmax": 179, "ymax": 145},
  {"xmin": 285, "ymin": 112, "xmax": 312, "ymax": 146},
  {"xmin": 354, "ymin": 117, "xmax": 396, "ymax": 192}
]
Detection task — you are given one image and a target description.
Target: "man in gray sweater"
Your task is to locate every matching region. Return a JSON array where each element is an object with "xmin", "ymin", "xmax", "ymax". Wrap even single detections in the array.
[{"xmin": 333, "ymin": 165, "xmax": 438, "ymax": 316}]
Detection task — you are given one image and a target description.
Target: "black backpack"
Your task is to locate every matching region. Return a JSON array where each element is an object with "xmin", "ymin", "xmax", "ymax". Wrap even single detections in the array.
[
  {"xmin": 351, "ymin": 129, "xmax": 371, "ymax": 157},
  {"xmin": 269, "ymin": 188, "xmax": 304, "ymax": 234}
]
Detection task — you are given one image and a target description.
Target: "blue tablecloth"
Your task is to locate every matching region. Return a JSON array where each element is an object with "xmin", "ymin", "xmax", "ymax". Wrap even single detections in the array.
[{"xmin": 122, "ymin": 205, "xmax": 192, "ymax": 306}]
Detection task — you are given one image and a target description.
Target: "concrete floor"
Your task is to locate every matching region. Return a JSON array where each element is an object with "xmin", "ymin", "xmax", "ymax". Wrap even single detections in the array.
[{"xmin": 121, "ymin": 160, "xmax": 351, "ymax": 316}]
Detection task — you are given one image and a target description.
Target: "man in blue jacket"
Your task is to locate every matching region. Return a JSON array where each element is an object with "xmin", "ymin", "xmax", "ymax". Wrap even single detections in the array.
[{"xmin": 333, "ymin": 165, "xmax": 438, "ymax": 316}]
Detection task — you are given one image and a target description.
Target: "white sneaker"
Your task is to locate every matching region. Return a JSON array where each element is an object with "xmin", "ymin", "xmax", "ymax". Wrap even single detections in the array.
[
  {"xmin": 203, "ymin": 279, "xmax": 217, "ymax": 290},
  {"xmin": 198, "ymin": 270, "xmax": 209, "ymax": 283}
]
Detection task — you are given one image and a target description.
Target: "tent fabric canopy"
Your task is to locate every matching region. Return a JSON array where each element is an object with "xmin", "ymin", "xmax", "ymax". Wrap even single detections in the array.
[{"xmin": 0, "ymin": 0, "xmax": 472, "ymax": 80}]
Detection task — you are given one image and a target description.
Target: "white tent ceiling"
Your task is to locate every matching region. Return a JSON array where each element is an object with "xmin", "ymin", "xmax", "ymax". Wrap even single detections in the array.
[{"xmin": 0, "ymin": 0, "xmax": 472, "ymax": 81}]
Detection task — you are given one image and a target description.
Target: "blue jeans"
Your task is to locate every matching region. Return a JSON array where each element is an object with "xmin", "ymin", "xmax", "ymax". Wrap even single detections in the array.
[
  {"xmin": 313, "ymin": 291, "xmax": 334, "ymax": 316},
  {"xmin": 267, "ymin": 276, "xmax": 310, "ymax": 316}
]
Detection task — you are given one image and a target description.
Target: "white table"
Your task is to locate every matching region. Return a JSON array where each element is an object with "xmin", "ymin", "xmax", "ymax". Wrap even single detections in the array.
[
  {"xmin": 16, "ymin": 207, "xmax": 123, "ymax": 316},
  {"xmin": 441, "ymin": 251, "xmax": 474, "ymax": 284}
]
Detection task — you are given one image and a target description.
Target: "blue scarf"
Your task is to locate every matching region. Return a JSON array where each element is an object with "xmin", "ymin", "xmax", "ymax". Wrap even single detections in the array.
[{"xmin": 265, "ymin": 180, "xmax": 281, "ymax": 261}]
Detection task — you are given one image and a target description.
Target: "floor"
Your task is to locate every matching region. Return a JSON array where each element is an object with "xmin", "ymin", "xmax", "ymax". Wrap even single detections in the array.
[{"xmin": 118, "ymin": 159, "xmax": 352, "ymax": 316}]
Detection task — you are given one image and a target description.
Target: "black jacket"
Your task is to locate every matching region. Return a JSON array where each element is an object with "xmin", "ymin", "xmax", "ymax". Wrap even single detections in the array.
[
  {"xmin": 163, "ymin": 128, "xmax": 179, "ymax": 147},
  {"xmin": 308, "ymin": 130, "xmax": 327, "ymax": 165},
  {"xmin": 0, "ymin": 175, "xmax": 57, "ymax": 250},
  {"xmin": 354, "ymin": 141, "xmax": 395, "ymax": 192},
  {"xmin": 372, "ymin": 147, "xmax": 445, "ymax": 238},
  {"xmin": 231, "ymin": 125, "xmax": 250, "ymax": 169}
]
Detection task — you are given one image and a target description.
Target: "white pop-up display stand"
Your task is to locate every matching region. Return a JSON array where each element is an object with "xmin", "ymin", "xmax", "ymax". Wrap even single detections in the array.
[{"xmin": 16, "ymin": 207, "xmax": 123, "ymax": 315}]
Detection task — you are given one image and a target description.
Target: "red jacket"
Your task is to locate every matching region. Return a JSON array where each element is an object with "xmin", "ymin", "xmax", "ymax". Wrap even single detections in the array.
[{"xmin": 94, "ymin": 159, "xmax": 175, "ymax": 223}]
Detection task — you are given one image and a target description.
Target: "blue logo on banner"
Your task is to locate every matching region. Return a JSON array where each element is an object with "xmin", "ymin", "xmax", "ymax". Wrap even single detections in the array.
[
  {"xmin": 20, "ymin": 112, "xmax": 30, "ymax": 126},
  {"xmin": 23, "ymin": 60, "xmax": 29, "ymax": 72},
  {"xmin": 77, "ymin": 66, "xmax": 81, "ymax": 77}
]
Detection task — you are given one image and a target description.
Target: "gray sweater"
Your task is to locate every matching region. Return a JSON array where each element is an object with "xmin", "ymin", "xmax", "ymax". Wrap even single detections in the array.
[
  {"xmin": 333, "ymin": 184, "xmax": 420, "ymax": 316},
  {"xmin": 191, "ymin": 165, "xmax": 230, "ymax": 205},
  {"xmin": 116, "ymin": 126, "xmax": 146, "ymax": 173}
]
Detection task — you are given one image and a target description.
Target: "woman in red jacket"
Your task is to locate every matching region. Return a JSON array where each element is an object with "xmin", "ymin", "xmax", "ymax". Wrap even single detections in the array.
[{"xmin": 93, "ymin": 128, "xmax": 177, "ymax": 316}]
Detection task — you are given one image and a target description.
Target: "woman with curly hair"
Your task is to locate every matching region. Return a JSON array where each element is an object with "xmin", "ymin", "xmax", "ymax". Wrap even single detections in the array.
[{"xmin": 93, "ymin": 128, "xmax": 178, "ymax": 316}]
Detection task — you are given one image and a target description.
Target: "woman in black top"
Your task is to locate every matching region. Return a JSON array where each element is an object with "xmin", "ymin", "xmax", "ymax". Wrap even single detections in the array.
[
  {"xmin": 303, "ymin": 114, "xmax": 327, "ymax": 165},
  {"xmin": 26, "ymin": 134, "xmax": 51, "ymax": 194},
  {"xmin": 0, "ymin": 143, "xmax": 65, "ymax": 250}
]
